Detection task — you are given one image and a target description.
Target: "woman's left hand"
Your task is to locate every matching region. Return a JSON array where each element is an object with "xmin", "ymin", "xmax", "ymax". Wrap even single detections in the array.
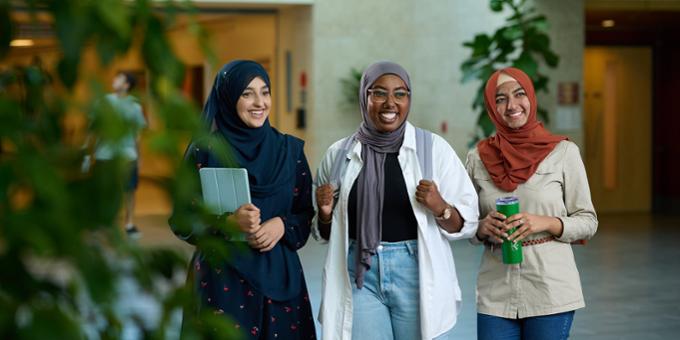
[
  {"xmin": 248, "ymin": 217, "xmax": 285, "ymax": 252},
  {"xmin": 504, "ymin": 213, "xmax": 564, "ymax": 242},
  {"xmin": 415, "ymin": 180, "xmax": 447, "ymax": 215}
]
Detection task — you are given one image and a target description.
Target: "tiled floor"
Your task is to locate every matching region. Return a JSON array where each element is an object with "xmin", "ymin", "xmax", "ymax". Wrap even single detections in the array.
[{"xmin": 132, "ymin": 180, "xmax": 680, "ymax": 339}]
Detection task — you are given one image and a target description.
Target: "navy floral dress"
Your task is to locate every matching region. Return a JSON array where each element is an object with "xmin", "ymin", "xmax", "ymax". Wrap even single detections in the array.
[{"xmin": 176, "ymin": 136, "xmax": 316, "ymax": 340}]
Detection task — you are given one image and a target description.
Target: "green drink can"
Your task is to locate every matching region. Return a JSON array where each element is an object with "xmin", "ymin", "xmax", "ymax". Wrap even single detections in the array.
[{"xmin": 496, "ymin": 196, "xmax": 523, "ymax": 264}]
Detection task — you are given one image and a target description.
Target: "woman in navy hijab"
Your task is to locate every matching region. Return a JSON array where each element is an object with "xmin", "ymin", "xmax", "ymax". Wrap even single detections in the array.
[{"xmin": 174, "ymin": 60, "xmax": 316, "ymax": 339}]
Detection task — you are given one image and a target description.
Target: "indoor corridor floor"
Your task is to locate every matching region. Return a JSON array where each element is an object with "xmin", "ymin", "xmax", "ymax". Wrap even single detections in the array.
[{"xmin": 131, "ymin": 180, "xmax": 680, "ymax": 339}]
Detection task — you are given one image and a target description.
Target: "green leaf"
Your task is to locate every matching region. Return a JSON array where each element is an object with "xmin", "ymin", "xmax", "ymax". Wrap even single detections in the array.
[
  {"xmin": 493, "ymin": 28, "xmax": 516, "ymax": 56},
  {"xmin": 461, "ymin": 66, "xmax": 482, "ymax": 84},
  {"xmin": 143, "ymin": 248, "xmax": 187, "ymax": 280},
  {"xmin": 2, "ymin": 1, "xmax": 264, "ymax": 338},
  {"xmin": 79, "ymin": 249, "xmax": 116, "ymax": 304},
  {"xmin": 470, "ymin": 34, "xmax": 492, "ymax": 57},
  {"xmin": 0, "ymin": 294, "xmax": 14, "ymax": 337},
  {"xmin": 478, "ymin": 112, "xmax": 496, "ymax": 137},
  {"xmin": 340, "ymin": 66, "xmax": 363, "ymax": 108},
  {"xmin": 502, "ymin": 25, "xmax": 523, "ymax": 40},
  {"xmin": 525, "ymin": 31, "xmax": 549, "ymax": 52},
  {"xmin": 51, "ymin": 1, "xmax": 89, "ymax": 62},
  {"xmin": 460, "ymin": 58, "xmax": 479, "ymax": 72},
  {"xmin": 490, "ymin": 0, "xmax": 505, "ymax": 12},
  {"xmin": 533, "ymin": 74, "xmax": 549, "ymax": 93},
  {"xmin": 18, "ymin": 303, "xmax": 83, "ymax": 339},
  {"xmin": 56, "ymin": 55, "xmax": 80, "ymax": 90},
  {"xmin": 512, "ymin": 51, "xmax": 538, "ymax": 77},
  {"xmin": 472, "ymin": 84, "xmax": 486, "ymax": 111},
  {"xmin": 527, "ymin": 15, "xmax": 549, "ymax": 32},
  {"xmin": 94, "ymin": 0, "xmax": 131, "ymax": 39},
  {"xmin": 543, "ymin": 49, "xmax": 560, "ymax": 67}
]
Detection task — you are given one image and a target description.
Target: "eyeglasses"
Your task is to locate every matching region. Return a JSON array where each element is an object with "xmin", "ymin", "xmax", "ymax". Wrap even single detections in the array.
[{"xmin": 367, "ymin": 88, "xmax": 410, "ymax": 104}]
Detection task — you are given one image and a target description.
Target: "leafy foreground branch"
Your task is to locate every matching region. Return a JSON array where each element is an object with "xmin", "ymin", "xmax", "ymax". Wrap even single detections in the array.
[{"xmin": 1, "ymin": 1, "xmax": 241, "ymax": 339}]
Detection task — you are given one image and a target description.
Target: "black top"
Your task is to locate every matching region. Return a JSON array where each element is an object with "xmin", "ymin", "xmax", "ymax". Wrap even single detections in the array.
[{"xmin": 348, "ymin": 152, "xmax": 418, "ymax": 242}]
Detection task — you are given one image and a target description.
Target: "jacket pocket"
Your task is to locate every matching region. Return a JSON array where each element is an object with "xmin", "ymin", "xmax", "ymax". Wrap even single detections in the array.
[{"xmin": 524, "ymin": 165, "xmax": 561, "ymax": 192}]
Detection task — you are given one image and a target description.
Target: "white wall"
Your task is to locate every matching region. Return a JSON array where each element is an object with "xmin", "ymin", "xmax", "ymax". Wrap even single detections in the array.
[
  {"xmin": 534, "ymin": 0, "xmax": 585, "ymax": 148},
  {"xmin": 306, "ymin": 0, "xmax": 585, "ymax": 168}
]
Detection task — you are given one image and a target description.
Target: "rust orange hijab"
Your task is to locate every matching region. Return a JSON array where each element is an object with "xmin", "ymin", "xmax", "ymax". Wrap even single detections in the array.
[{"xmin": 477, "ymin": 67, "xmax": 567, "ymax": 192}]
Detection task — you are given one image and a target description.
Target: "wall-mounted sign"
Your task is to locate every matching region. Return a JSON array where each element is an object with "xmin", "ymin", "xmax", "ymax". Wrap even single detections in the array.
[{"xmin": 558, "ymin": 82, "xmax": 579, "ymax": 105}]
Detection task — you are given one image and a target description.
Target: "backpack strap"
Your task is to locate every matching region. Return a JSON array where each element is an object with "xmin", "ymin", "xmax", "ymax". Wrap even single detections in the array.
[
  {"xmin": 328, "ymin": 134, "xmax": 356, "ymax": 192},
  {"xmin": 415, "ymin": 127, "xmax": 433, "ymax": 180}
]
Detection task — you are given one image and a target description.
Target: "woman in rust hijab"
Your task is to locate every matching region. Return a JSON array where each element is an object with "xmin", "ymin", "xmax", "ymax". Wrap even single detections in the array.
[{"xmin": 465, "ymin": 67, "xmax": 598, "ymax": 339}]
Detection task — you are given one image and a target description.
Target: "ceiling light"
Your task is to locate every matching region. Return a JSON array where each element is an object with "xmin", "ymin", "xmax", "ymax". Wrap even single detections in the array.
[
  {"xmin": 601, "ymin": 19, "xmax": 615, "ymax": 28},
  {"xmin": 10, "ymin": 39, "xmax": 35, "ymax": 47}
]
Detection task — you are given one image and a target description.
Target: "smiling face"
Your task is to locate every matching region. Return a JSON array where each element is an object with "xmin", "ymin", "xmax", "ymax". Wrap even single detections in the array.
[
  {"xmin": 236, "ymin": 77, "xmax": 271, "ymax": 128},
  {"xmin": 495, "ymin": 80, "xmax": 530, "ymax": 129},
  {"xmin": 366, "ymin": 74, "xmax": 410, "ymax": 133}
]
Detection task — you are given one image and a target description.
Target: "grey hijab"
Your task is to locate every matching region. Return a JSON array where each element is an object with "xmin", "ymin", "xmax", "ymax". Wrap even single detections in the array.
[{"xmin": 353, "ymin": 61, "xmax": 411, "ymax": 288}]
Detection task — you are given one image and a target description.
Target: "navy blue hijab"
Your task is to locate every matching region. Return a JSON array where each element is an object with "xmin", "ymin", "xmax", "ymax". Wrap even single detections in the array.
[
  {"xmin": 198, "ymin": 60, "xmax": 304, "ymax": 300},
  {"xmin": 202, "ymin": 60, "xmax": 296, "ymax": 198}
]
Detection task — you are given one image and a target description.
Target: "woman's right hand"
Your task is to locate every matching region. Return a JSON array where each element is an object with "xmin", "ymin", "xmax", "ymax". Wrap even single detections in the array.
[
  {"xmin": 231, "ymin": 203, "xmax": 261, "ymax": 234},
  {"xmin": 316, "ymin": 184, "xmax": 334, "ymax": 222},
  {"xmin": 476, "ymin": 211, "xmax": 509, "ymax": 244}
]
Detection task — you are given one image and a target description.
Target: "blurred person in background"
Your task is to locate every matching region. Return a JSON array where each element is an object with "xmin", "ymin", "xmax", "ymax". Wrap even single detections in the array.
[{"xmin": 88, "ymin": 71, "xmax": 146, "ymax": 237}]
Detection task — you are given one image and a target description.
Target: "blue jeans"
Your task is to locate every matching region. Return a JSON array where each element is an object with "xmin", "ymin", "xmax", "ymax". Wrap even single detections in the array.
[
  {"xmin": 477, "ymin": 311, "xmax": 575, "ymax": 340},
  {"xmin": 348, "ymin": 240, "xmax": 421, "ymax": 340}
]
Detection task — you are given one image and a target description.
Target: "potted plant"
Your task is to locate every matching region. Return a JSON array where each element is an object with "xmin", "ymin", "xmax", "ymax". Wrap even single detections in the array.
[{"xmin": 460, "ymin": 0, "xmax": 560, "ymax": 144}]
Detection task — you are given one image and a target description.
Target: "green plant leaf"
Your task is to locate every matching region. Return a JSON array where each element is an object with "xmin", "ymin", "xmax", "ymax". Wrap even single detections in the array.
[
  {"xmin": 478, "ymin": 112, "xmax": 496, "ymax": 137},
  {"xmin": 512, "ymin": 51, "xmax": 538, "ymax": 77},
  {"xmin": 502, "ymin": 25, "xmax": 523, "ymax": 40},
  {"xmin": 18, "ymin": 304, "xmax": 83, "ymax": 340},
  {"xmin": 526, "ymin": 15, "xmax": 549, "ymax": 32},
  {"xmin": 339, "ymin": 66, "xmax": 363, "ymax": 109},
  {"xmin": 461, "ymin": 66, "xmax": 482, "ymax": 84},
  {"xmin": 472, "ymin": 84, "xmax": 486, "ymax": 111},
  {"xmin": 533, "ymin": 74, "xmax": 549, "ymax": 93},
  {"xmin": 1, "ymin": 1, "xmax": 244, "ymax": 338},
  {"xmin": 56, "ymin": 58, "xmax": 79, "ymax": 89},
  {"xmin": 490, "ymin": 0, "xmax": 505, "ymax": 12},
  {"xmin": 470, "ymin": 34, "xmax": 492, "ymax": 57},
  {"xmin": 94, "ymin": 0, "xmax": 131, "ymax": 39},
  {"xmin": 543, "ymin": 49, "xmax": 560, "ymax": 67},
  {"xmin": 526, "ymin": 31, "xmax": 550, "ymax": 52}
]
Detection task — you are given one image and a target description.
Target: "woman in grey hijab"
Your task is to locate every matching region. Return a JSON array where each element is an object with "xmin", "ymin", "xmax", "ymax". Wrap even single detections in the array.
[{"xmin": 313, "ymin": 61, "xmax": 479, "ymax": 340}]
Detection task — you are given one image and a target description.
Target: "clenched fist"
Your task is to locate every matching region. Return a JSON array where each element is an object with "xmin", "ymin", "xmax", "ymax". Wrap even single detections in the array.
[
  {"xmin": 415, "ymin": 180, "xmax": 447, "ymax": 215},
  {"xmin": 316, "ymin": 184, "xmax": 334, "ymax": 222}
]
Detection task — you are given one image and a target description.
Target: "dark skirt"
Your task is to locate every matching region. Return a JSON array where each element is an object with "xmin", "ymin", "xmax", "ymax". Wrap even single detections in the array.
[{"xmin": 189, "ymin": 255, "xmax": 316, "ymax": 340}]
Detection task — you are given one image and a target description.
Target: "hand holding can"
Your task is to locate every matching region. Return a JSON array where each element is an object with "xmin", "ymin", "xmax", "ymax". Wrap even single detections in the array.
[{"xmin": 496, "ymin": 196, "xmax": 523, "ymax": 264}]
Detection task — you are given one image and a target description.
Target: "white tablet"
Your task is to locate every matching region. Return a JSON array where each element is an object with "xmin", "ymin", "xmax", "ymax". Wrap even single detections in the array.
[{"xmin": 199, "ymin": 167, "xmax": 251, "ymax": 241}]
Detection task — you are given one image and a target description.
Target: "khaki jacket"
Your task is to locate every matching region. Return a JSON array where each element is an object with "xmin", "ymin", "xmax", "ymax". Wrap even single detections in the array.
[{"xmin": 466, "ymin": 140, "xmax": 598, "ymax": 318}]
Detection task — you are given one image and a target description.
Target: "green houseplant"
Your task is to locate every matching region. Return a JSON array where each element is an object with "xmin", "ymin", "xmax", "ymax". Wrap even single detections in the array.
[
  {"xmin": 339, "ymin": 66, "xmax": 363, "ymax": 110},
  {"xmin": 0, "ymin": 1, "xmax": 240, "ymax": 339},
  {"xmin": 460, "ymin": 0, "xmax": 560, "ymax": 144}
]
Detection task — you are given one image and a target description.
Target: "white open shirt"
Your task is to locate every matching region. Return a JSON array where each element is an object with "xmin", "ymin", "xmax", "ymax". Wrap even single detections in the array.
[{"xmin": 312, "ymin": 122, "xmax": 479, "ymax": 340}]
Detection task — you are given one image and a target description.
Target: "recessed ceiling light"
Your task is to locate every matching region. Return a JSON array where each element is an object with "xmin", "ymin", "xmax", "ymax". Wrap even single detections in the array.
[
  {"xmin": 602, "ymin": 19, "xmax": 615, "ymax": 28},
  {"xmin": 10, "ymin": 39, "xmax": 35, "ymax": 47}
]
